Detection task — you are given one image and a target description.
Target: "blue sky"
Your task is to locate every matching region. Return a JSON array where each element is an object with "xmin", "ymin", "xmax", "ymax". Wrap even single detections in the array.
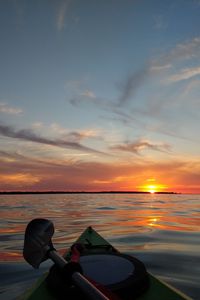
[{"xmin": 0, "ymin": 0, "xmax": 200, "ymax": 193}]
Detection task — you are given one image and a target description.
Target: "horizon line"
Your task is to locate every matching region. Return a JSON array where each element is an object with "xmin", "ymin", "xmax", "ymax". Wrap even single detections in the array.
[{"xmin": 0, "ymin": 190, "xmax": 179, "ymax": 195}]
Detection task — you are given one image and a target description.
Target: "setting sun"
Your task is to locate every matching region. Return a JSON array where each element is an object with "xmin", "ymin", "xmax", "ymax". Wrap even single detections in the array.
[
  {"xmin": 148, "ymin": 185, "xmax": 156, "ymax": 193},
  {"xmin": 144, "ymin": 184, "xmax": 157, "ymax": 193},
  {"xmin": 139, "ymin": 179, "xmax": 168, "ymax": 193}
]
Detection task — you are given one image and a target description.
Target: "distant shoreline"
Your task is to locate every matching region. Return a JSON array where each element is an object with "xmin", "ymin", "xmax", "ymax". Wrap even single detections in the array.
[{"xmin": 0, "ymin": 191, "xmax": 178, "ymax": 195}]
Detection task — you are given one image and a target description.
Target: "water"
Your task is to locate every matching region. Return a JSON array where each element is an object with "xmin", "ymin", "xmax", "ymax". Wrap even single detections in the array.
[{"xmin": 0, "ymin": 193, "xmax": 199, "ymax": 300}]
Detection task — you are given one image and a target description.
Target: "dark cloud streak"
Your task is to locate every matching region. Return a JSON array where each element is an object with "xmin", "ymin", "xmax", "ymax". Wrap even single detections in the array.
[
  {"xmin": 111, "ymin": 140, "xmax": 171, "ymax": 155},
  {"xmin": 118, "ymin": 66, "xmax": 150, "ymax": 105},
  {"xmin": 0, "ymin": 124, "xmax": 105, "ymax": 155}
]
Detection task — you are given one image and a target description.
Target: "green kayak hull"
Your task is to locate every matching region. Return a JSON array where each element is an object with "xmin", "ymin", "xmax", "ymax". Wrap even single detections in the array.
[{"xmin": 19, "ymin": 226, "xmax": 192, "ymax": 300}]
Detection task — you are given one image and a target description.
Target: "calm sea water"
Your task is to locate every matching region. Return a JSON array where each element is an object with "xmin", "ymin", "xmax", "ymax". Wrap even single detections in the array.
[{"xmin": 0, "ymin": 193, "xmax": 199, "ymax": 300}]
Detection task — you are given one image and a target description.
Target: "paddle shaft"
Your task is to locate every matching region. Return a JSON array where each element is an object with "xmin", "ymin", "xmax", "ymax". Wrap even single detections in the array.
[{"xmin": 49, "ymin": 249, "xmax": 110, "ymax": 300}]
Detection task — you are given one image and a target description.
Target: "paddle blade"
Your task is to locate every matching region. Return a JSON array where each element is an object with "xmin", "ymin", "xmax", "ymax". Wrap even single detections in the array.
[{"xmin": 23, "ymin": 218, "xmax": 54, "ymax": 268}]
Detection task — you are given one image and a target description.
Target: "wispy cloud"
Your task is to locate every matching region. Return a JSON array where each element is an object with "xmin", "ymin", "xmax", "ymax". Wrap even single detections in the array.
[
  {"xmin": 69, "ymin": 40, "xmax": 200, "ymax": 108},
  {"xmin": 0, "ymin": 150, "xmax": 23, "ymax": 163},
  {"xmin": 80, "ymin": 89, "xmax": 96, "ymax": 99},
  {"xmin": 66, "ymin": 130, "xmax": 101, "ymax": 143},
  {"xmin": 111, "ymin": 139, "xmax": 171, "ymax": 155},
  {"xmin": 167, "ymin": 66, "xmax": 200, "ymax": 83},
  {"xmin": 57, "ymin": 0, "xmax": 72, "ymax": 31},
  {"xmin": 0, "ymin": 123, "xmax": 105, "ymax": 155},
  {"xmin": 174, "ymin": 37, "xmax": 200, "ymax": 60},
  {"xmin": 70, "ymin": 93, "xmax": 100, "ymax": 107},
  {"xmin": 150, "ymin": 64, "xmax": 172, "ymax": 72},
  {"xmin": 154, "ymin": 37, "xmax": 200, "ymax": 68},
  {"xmin": 181, "ymin": 78, "xmax": 200, "ymax": 98},
  {"xmin": 68, "ymin": 36, "xmax": 200, "ymax": 139},
  {"xmin": 114, "ymin": 37, "xmax": 200, "ymax": 105},
  {"xmin": 118, "ymin": 66, "xmax": 150, "ymax": 105},
  {"xmin": 47, "ymin": 123, "xmax": 101, "ymax": 142},
  {"xmin": 0, "ymin": 102, "xmax": 23, "ymax": 115},
  {"xmin": 69, "ymin": 66, "xmax": 151, "ymax": 107}
]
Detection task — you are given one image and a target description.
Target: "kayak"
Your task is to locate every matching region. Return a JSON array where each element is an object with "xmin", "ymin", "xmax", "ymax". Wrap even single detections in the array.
[{"xmin": 20, "ymin": 226, "xmax": 192, "ymax": 300}]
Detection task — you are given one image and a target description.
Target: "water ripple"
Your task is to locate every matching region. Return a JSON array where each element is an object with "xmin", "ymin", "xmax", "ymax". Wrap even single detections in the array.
[{"xmin": 0, "ymin": 193, "xmax": 199, "ymax": 300}]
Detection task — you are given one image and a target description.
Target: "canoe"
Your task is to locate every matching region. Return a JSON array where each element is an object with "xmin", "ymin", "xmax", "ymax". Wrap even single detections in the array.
[{"xmin": 20, "ymin": 226, "xmax": 192, "ymax": 300}]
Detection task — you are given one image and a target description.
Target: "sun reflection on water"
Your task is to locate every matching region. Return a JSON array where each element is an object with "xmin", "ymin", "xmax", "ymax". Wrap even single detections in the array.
[{"xmin": 0, "ymin": 193, "xmax": 199, "ymax": 261}]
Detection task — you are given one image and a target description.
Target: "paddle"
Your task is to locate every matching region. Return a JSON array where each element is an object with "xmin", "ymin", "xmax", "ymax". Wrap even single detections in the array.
[{"xmin": 23, "ymin": 219, "xmax": 116, "ymax": 300}]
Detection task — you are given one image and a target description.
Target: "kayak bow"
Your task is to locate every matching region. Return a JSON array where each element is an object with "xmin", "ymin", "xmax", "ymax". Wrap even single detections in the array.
[{"xmin": 20, "ymin": 223, "xmax": 192, "ymax": 300}]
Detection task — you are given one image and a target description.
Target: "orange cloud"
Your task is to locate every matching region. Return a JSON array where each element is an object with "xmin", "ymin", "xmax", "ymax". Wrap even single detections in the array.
[
  {"xmin": 0, "ymin": 173, "xmax": 40, "ymax": 186},
  {"xmin": 0, "ymin": 150, "xmax": 199, "ymax": 193}
]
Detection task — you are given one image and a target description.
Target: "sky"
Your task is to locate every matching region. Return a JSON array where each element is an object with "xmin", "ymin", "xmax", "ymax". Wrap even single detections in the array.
[{"xmin": 0, "ymin": 0, "xmax": 200, "ymax": 193}]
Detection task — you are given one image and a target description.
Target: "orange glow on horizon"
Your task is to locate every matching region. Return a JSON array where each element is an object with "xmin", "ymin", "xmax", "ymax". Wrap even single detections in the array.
[
  {"xmin": 0, "ymin": 171, "xmax": 199, "ymax": 194},
  {"xmin": 138, "ymin": 178, "xmax": 168, "ymax": 193}
]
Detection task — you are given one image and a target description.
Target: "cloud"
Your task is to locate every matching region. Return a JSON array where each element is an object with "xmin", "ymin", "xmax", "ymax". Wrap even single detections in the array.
[
  {"xmin": 167, "ymin": 66, "xmax": 200, "ymax": 83},
  {"xmin": 69, "ymin": 37, "xmax": 200, "ymax": 107},
  {"xmin": 67, "ymin": 64, "xmax": 152, "ymax": 109},
  {"xmin": 70, "ymin": 94, "xmax": 101, "ymax": 107},
  {"xmin": 118, "ymin": 66, "xmax": 150, "ymax": 105},
  {"xmin": 174, "ymin": 37, "xmax": 200, "ymax": 60},
  {"xmin": 0, "ymin": 173, "xmax": 40, "ymax": 186},
  {"xmin": 181, "ymin": 78, "xmax": 200, "ymax": 99},
  {"xmin": 154, "ymin": 37, "xmax": 200, "ymax": 68},
  {"xmin": 150, "ymin": 64, "xmax": 172, "ymax": 72},
  {"xmin": 68, "ymin": 37, "xmax": 200, "ymax": 139},
  {"xmin": 80, "ymin": 90, "xmax": 96, "ymax": 99},
  {"xmin": 0, "ymin": 102, "xmax": 23, "ymax": 114},
  {"xmin": 66, "ymin": 130, "xmax": 101, "ymax": 143},
  {"xmin": 0, "ymin": 123, "xmax": 105, "ymax": 155},
  {"xmin": 108, "ymin": 107, "xmax": 146, "ymax": 129},
  {"xmin": 111, "ymin": 139, "xmax": 171, "ymax": 155},
  {"xmin": 0, "ymin": 150, "xmax": 25, "ymax": 162},
  {"xmin": 70, "ymin": 87, "xmax": 98, "ymax": 106},
  {"xmin": 57, "ymin": 0, "xmax": 72, "ymax": 31},
  {"xmin": 42, "ymin": 123, "xmax": 101, "ymax": 142},
  {"xmin": 0, "ymin": 151, "xmax": 199, "ymax": 193}
]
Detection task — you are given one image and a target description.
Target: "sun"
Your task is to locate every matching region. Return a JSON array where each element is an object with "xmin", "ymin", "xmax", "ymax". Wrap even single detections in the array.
[
  {"xmin": 147, "ymin": 185, "xmax": 156, "ymax": 193},
  {"xmin": 139, "ymin": 179, "xmax": 168, "ymax": 193}
]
